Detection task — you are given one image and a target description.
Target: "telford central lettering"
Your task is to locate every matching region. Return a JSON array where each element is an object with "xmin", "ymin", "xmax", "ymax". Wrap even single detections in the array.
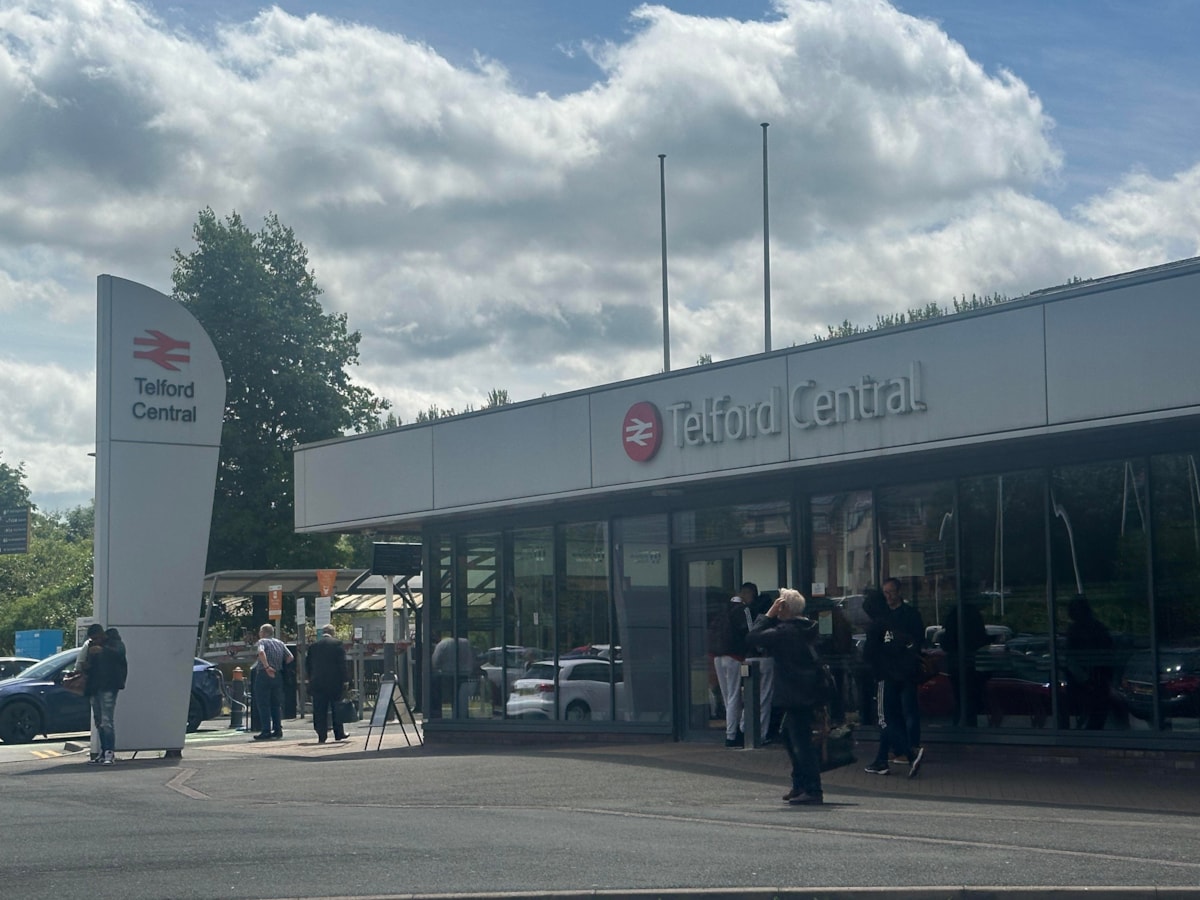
[
  {"xmin": 653, "ymin": 361, "xmax": 927, "ymax": 452},
  {"xmin": 666, "ymin": 389, "xmax": 783, "ymax": 447},
  {"xmin": 131, "ymin": 377, "xmax": 197, "ymax": 422},
  {"xmin": 791, "ymin": 361, "xmax": 926, "ymax": 429}
]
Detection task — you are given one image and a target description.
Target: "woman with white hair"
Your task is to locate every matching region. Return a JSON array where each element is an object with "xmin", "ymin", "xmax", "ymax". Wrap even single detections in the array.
[{"xmin": 747, "ymin": 588, "xmax": 826, "ymax": 805}]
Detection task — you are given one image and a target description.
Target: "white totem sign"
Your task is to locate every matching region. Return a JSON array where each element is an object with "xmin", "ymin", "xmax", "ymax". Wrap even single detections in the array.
[{"xmin": 95, "ymin": 276, "xmax": 225, "ymax": 753}]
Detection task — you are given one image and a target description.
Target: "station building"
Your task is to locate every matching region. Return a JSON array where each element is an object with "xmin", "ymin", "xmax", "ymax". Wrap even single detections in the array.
[{"xmin": 294, "ymin": 257, "xmax": 1200, "ymax": 752}]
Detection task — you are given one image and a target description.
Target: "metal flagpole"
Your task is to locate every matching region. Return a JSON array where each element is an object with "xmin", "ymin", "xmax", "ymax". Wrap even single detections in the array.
[
  {"xmin": 659, "ymin": 153, "xmax": 670, "ymax": 372},
  {"xmin": 761, "ymin": 122, "xmax": 771, "ymax": 353}
]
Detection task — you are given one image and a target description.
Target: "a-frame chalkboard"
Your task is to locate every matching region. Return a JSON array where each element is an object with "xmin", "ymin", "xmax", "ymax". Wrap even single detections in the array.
[{"xmin": 365, "ymin": 675, "xmax": 422, "ymax": 751}]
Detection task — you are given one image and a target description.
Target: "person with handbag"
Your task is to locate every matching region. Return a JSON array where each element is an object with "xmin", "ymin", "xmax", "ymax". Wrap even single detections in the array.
[
  {"xmin": 747, "ymin": 588, "xmax": 826, "ymax": 806},
  {"xmin": 77, "ymin": 623, "xmax": 128, "ymax": 766},
  {"xmin": 305, "ymin": 624, "xmax": 349, "ymax": 743}
]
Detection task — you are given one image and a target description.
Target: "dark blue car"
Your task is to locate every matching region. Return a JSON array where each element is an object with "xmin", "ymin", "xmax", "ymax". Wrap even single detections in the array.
[{"xmin": 0, "ymin": 648, "xmax": 225, "ymax": 743}]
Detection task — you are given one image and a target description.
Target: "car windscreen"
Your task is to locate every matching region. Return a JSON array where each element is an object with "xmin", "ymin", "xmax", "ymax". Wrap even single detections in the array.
[{"xmin": 14, "ymin": 650, "xmax": 78, "ymax": 681}]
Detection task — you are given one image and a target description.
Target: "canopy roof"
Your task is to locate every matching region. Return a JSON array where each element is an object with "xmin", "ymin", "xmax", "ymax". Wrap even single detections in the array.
[{"xmin": 202, "ymin": 569, "xmax": 423, "ymax": 614}]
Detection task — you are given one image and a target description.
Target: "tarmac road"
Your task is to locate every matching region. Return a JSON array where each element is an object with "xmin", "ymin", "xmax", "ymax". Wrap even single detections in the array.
[{"xmin": 3, "ymin": 718, "xmax": 1199, "ymax": 900}]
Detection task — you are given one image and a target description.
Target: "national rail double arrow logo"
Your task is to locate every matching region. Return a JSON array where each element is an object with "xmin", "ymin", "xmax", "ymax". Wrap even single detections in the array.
[
  {"xmin": 622, "ymin": 401, "xmax": 662, "ymax": 462},
  {"xmin": 133, "ymin": 330, "xmax": 190, "ymax": 371}
]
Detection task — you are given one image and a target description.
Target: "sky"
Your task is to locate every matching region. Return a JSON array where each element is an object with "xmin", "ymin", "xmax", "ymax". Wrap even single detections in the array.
[{"xmin": 2, "ymin": 0, "xmax": 1199, "ymax": 513}]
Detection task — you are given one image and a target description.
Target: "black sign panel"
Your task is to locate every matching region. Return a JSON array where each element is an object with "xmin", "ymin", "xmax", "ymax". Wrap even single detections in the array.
[
  {"xmin": 0, "ymin": 506, "xmax": 31, "ymax": 555},
  {"xmin": 371, "ymin": 542, "xmax": 422, "ymax": 577}
]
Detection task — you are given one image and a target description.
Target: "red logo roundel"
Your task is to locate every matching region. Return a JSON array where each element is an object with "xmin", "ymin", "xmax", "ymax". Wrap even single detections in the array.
[{"xmin": 622, "ymin": 401, "xmax": 662, "ymax": 462}]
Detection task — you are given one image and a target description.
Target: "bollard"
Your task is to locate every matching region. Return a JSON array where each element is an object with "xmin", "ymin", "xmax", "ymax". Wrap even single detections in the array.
[{"xmin": 229, "ymin": 666, "xmax": 246, "ymax": 730}]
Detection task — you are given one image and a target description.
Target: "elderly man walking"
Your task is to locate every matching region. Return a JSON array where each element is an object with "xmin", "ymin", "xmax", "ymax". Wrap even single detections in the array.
[{"xmin": 306, "ymin": 624, "xmax": 349, "ymax": 743}]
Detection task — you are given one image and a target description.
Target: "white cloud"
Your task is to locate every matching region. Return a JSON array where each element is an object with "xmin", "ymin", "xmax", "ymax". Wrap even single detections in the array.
[
  {"xmin": 0, "ymin": 359, "xmax": 95, "ymax": 508},
  {"xmin": 0, "ymin": 0, "xmax": 1198, "ymax": 511}
]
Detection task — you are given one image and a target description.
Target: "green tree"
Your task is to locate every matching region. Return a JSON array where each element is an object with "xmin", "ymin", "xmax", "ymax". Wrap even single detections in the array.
[
  {"xmin": 0, "ymin": 459, "xmax": 92, "ymax": 651},
  {"xmin": 0, "ymin": 454, "xmax": 31, "ymax": 511},
  {"xmin": 172, "ymin": 209, "xmax": 389, "ymax": 572}
]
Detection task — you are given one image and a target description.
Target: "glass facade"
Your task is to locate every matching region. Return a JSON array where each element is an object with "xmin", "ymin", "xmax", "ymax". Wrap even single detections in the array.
[{"xmin": 423, "ymin": 447, "xmax": 1200, "ymax": 744}]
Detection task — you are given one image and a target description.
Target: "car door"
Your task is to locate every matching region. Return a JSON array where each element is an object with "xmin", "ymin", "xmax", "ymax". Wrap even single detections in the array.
[{"xmin": 43, "ymin": 657, "xmax": 91, "ymax": 735}]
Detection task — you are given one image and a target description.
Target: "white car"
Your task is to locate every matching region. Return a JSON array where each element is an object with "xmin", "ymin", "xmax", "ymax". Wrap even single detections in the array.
[
  {"xmin": 480, "ymin": 645, "xmax": 551, "ymax": 699},
  {"xmin": 506, "ymin": 657, "xmax": 625, "ymax": 721}
]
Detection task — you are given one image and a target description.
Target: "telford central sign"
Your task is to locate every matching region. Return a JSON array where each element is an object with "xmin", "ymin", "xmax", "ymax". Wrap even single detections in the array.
[
  {"xmin": 128, "ymin": 331, "xmax": 200, "ymax": 423},
  {"xmin": 623, "ymin": 361, "xmax": 928, "ymax": 459}
]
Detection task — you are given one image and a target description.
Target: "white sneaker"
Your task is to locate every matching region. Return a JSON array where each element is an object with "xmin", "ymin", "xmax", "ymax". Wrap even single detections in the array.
[{"xmin": 101, "ymin": 750, "xmax": 115, "ymax": 766}]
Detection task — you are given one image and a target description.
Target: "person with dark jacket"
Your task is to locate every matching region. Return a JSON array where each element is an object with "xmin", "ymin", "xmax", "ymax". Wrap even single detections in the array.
[
  {"xmin": 709, "ymin": 591, "xmax": 754, "ymax": 747},
  {"xmin": 77, "ymin": 624, "xmax": 128, "ymax": 766},
  {"xmin": 863, "ymin": 584, "xmax": 924, "ymax": 777},
  {"xmin": 747, "ymin": 588, "xmax": 825, "ymax": 806},
  {"xmin": 305, "ymin": 624, "xmax": 349, "ymax": 743}
]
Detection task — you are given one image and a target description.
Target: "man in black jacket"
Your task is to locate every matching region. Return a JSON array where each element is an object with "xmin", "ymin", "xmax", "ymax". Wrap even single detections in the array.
[
  {"xmin": 748, "ymin": 588, "xmax": 825, "ymax": 805},
  {"xmin": 79, "ymin": 624, "xmax": 128, "ymax": 766},
  {"xmin": 305, "ymin": 625, "xmax": 349, "ymax": 743},
  {"xmin": 863, "ymin": 580, "xmax": 925, "ymax": 777}
]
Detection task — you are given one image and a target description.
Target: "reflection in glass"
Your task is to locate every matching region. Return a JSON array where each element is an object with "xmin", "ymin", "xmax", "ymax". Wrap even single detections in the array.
[
  {"xmin": 448, "ymin": 533, "xmax": 499, "ymax": 719},
  {"xmin": 686, "ymin": 554, "xmax": 736, "ymax": 734},
  {"xmin": 1051, "ymin": 461, "xmax": 1148, "ymax": 731},
  {"xmin": 500, "ymin": 527, "xmax": 555, "ymax": 718},
  {"xmin": 613, "ymin": 516, "xmax": 671, "ymax": 723},
  {"xmin": 674, "ymin": 501, "xmax": 789, "ymax": 544},
  {"xmin": 958, "ymin": 472, "xmax": 1048, "ymax": 729},
  {"xmin": 557, "ymin": 521, "xmax": 615, "ymax": 721},
  {"xmin": 809, "ymin": 490, "xmax": 874, "ymax": 728},
  {"xmin": 1145, "ymin": 454, "xmax": 1200, "ymax": 731},
  {"xmin": 878, "ymin": 482, "xmax": 956, "ymax": 730}
]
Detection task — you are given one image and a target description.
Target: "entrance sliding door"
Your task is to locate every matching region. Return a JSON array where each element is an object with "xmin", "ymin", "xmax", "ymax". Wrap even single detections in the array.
[{"xmin": 680, "ymin": 551, "xmax": 738, "ymax": 740}]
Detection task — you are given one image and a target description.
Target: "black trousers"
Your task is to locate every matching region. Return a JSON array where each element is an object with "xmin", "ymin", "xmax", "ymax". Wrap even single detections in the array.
[
  {"xmin": 780, "ymin": 705, "xmax": 822, "ymax": 798},
  {"xmin": 311, "ymin": 688, "xmax": 345, "ymax": 739}
]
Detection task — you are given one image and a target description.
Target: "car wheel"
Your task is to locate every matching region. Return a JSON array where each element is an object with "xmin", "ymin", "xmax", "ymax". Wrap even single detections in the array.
[
  {"xmin": 564, "ymin": 700, "xmax": 591, "ymax": 721},
  {"xmin": 186, "ymin": 694, "xmax": 204, "ymax": 732},
  {"xmin": 0, "ymin": 701, "xmax": 42, "ymax": 744}
]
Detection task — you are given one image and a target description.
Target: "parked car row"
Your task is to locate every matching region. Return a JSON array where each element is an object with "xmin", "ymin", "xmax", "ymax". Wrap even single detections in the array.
[{"xmin": 0, "ymin": 648, "xmax": 226, "ymax": 743}]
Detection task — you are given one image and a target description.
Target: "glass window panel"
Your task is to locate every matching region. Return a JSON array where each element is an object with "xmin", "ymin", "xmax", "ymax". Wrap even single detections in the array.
[
  {"xmin": 878, "ymin": 481, "xmax": 957, "ymax": 730},
  {"xmin": 674, "ymin": 501, "xmax": 790, "ymax": 545},
  {"xmin": 614, "ymin": 515, "xmax": 671, "ymax": 723},
  {"xmin": 559, "ymin": 521, "xmax": 614, "ymax": 721},
  {"xmin": 1145, "ymin": 454, "xmax": 1200, "ymax": 732},
  {"xmin": 687, "ymin": 553, "xmax": 737, "ymax": 735},
  {"xmin": 810, "ymin": 490, "xmax": 875, "ymax": 730},
  {"xmin": 1051, "ymin": 461, "xmax": 1149, "ymax": 732},
  {"xmin": 497, "ymin": 527, "xmax": 555, "ymax": 719},
  {"xmin": 426, "ymin": 537, "xmax": 453, "ymax": 720},
  {"xmin": 958, "ymin": 472, "xmax": 1048, "ymax": 729},
  {"xmin": 431, "ymin": 534, "xmax": 499, "ymax": 720},
  {"xmin": 810, "ymin": 491, "xmax": 874, "ymax": 617}
]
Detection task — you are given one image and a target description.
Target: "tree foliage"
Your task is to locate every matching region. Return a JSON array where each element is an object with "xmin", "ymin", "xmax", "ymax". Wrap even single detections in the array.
[
  {"xmin": 413, "ymin": 387, "xmax": 511, "ymax": 423},
  {"xmin": 0, "ymin": 461, "xmax": 92, "ymax": 653},
  {"xmin": 0, "ymin": 453, "xmax": 31, "ymax": 511},
  {"xmin": 172, "ymin": 209, "xmax": 389, "ymax": 572},
  {"xmin": 815, "ymin": 292, "xmax": 1011, "ymax": 342}
]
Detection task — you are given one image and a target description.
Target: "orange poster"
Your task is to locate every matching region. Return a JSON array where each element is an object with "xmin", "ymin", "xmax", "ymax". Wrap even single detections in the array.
[{"xmin": 316, "ymin": 569, "xmax": 338, "ymax": 597}]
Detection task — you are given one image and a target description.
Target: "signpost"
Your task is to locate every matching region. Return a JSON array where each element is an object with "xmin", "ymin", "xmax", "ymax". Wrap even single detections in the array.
[
  {"xmin": 268, "ymin": 584, "xmax": 283, "ymax": 619},
  {"xmin": 1, "ymin": 506, "xmax": 31, "ymax": 555}
]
